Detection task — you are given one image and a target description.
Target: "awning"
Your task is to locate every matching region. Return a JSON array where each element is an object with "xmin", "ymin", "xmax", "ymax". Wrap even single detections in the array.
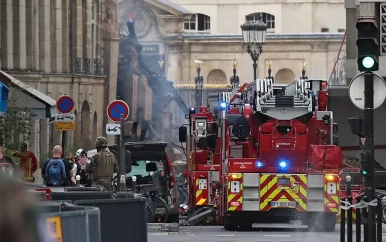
[{"xmin": 0, "ymin": 70, "xmax": 57, "ymax": 118}]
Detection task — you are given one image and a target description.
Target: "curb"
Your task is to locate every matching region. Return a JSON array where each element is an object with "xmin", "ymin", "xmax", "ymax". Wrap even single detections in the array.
[{"xmin": 147, "ymin": 223, "xmax": 179, "ymax": 233}]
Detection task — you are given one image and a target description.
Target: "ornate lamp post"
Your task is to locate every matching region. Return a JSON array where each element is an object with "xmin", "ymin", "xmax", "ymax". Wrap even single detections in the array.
[
  {"xmin": 194, "ymin": 58, "xmax": 204, "ymax": 106},
  {"xmin": 240, "ymin": 15, "xmax": 267, "ymax": 80}
]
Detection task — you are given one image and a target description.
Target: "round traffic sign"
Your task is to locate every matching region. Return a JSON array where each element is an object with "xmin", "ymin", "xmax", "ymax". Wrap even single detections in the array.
[
  {"xmin": 107, "ymin": 100, "xmax": 130, "ymax": 122},
  {"xmin": 56, "ymin": 95, "xmax": 75, "ymax": 114},
  {"xmin": 349, "ymin": 72, "xmax": 386, "ymax": 110}
]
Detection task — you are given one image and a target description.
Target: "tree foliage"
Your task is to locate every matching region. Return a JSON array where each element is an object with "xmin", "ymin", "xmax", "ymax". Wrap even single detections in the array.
[{"xmin": 0, "ymin": 107, "xmax": 36, "ymax": 150}]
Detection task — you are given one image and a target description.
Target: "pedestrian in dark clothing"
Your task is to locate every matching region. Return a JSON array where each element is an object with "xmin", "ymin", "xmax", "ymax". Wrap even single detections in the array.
[{"xmin": 41, "ymin": 145, "xmax": 68, "ymax": 186}]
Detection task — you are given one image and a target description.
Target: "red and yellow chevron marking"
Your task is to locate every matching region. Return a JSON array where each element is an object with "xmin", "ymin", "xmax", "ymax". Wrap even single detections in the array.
[
  {"xmin": 259, "ymin": 174, "xmax": 307, "ymax": 212},
  {"xmin": 324, "ymin": 174, "xmax": 340, "ymax": 214},
  {"xmin": 227, "ymin": 173, "xmax": 243, "ymax": 211},
  {"xmin": 336, "ymin": 209, "xmax": 356, "ymax": 223},
  {"xmin": 195, "ymin": 177, "xmax": 208, "ymax": 206}
]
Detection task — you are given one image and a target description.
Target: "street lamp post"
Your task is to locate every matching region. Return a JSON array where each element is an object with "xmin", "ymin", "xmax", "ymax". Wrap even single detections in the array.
[{"xmin": 240, "ymin": 15, "xmax": 267, "ymax": 80}]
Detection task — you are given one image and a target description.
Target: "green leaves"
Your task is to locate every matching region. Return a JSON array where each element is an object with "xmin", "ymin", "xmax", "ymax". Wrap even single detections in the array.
[{"xmin": 0, "ymin": 107, "xmax": 36, "ymax": 149}]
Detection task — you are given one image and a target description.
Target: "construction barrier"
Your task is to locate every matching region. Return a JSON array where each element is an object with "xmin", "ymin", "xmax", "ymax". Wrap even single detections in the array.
[
  {"xmin": 340, "ymin": 196, "xmax": 383, "ymax": 242},
  {"xmin": 75, "ymin": 198, "xmax": 148, "ymax": 242},
  {"xmin": 336, "ymin": 208, "xmax": 356, "ymax": 223},
  {"xmin": 28, "ymin": 190, "xmax": 47, "ymax": 201},
  {"xmin": 51, "ymin": 191, "xmax": 113, "ymax": 202},
  {"xmin": 38, "ymin": 201, "xmax": 101, "ymax": 242}
]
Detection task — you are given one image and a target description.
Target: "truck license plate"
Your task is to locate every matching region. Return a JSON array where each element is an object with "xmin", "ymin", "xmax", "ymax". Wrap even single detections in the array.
[{"xmin": 271, "ymin": 201, "xmax": 297, "ymax": 207}]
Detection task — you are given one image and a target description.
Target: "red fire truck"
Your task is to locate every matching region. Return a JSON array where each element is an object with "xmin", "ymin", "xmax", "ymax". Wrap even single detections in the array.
[{"xmin": 180, "ymin": 78, "xmax": 344, "ymax": 231}]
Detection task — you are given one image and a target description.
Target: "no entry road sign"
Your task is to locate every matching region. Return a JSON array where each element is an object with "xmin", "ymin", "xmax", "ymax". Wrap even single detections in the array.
[
  {"xmin": 56, "ymin": 95, "xmax": 75, "ymax": 114},
  {"xmin": 107, "ymin": 100, "xmax": 129, "ymax": 122}
]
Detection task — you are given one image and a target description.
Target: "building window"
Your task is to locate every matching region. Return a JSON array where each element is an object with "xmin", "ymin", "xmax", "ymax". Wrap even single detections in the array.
[
  {"xmin": 321, "ymin": 28, "xmax": 329, "ymax": 32},
  {"xmin": 338, "ymin": 28, "xmax": 345, "ymax": 33},
  {"xmin": 246, "ymin": 12, "xmax": 275, "ymax": 33},
  {"xmin": 184, "ymin": 14, "xmax": 210, "ymax": 34},
  {"xmin": 91, "ymin": 0, "xmax": 98, "ymax": 73}
]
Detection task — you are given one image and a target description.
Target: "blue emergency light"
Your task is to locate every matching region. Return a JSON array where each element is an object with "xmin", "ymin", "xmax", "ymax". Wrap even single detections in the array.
[
  {"xmin": 219, "ymin": 102, "xmax": 227, "ymax": 111},
  {"xmin": 189, "ymin": 106, "xmax": 195, "ymax": 114},
  {"xmin": 255, "ymin": 161, "xmax": 264, "ymax": 168},
  {"xmin": 279, "ymin": 161, "xmax": 287, "ymax": 168}
]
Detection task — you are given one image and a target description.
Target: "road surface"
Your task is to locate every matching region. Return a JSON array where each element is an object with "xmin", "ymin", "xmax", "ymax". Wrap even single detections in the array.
[{"xmin": 149, "ymin": 224, "xmax": 386, "ymax": 242}]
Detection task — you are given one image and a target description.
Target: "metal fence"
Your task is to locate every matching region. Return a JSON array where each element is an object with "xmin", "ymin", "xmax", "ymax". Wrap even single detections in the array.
[
  {"xmin": 340, "ymin": 195, "xmax": 384, "ymax": 242},
  {"xmin": 75, "ymin": 198, "xmax": 148, "ymax": 242}
]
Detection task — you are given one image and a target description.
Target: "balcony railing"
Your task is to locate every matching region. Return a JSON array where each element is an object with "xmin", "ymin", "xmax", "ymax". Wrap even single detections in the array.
[{"xmin": 74, "ymin": 57, "xmax": 102, "ymax": 75}]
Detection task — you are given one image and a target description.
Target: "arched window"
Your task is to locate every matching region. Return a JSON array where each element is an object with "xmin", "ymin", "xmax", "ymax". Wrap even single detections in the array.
[
  {"xmin": 184, "ymin": 14, "xmax": 210, "ymax": 33},
  {"xmin": 275, "ymin": 68, "xmax": 295, "ymax": 84},
  {"xmin": 207, "ymin": 69, "xmax": 227, "ymax": 84},
  {"xmin": 246, "ymin": 12, "xmax": 275, "ymax": 33}
]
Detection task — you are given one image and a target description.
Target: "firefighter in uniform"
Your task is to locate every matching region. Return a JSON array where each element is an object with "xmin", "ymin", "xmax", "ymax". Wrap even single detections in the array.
[{"xmin": 86, "ymin": 136, "xmax": 118, "ymax": 190}]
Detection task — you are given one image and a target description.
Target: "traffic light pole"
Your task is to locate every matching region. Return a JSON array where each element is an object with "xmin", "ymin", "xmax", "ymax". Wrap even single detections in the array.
[{"xmin": 364, "ymin": 72, "xmax": 375, "ymax": 242}]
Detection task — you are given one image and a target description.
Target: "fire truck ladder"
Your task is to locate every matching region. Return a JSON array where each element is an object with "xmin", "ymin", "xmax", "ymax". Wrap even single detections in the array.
[{"xmin": 248, "ymin": 78, "xmax": 314, "ymax": 120}]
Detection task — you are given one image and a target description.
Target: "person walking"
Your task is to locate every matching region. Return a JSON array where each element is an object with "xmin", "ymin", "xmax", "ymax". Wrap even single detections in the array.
[{"xmin": 86, "ymin": 137, "xmax": 118, "ymax": 190}]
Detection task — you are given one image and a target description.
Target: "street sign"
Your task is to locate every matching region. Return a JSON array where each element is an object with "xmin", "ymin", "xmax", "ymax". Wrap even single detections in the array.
[
  {"xmin": 349, "ymin": 72, "xmax": 386, "ymax": 110},
  {"xmin": 55, "ymin": 121, "xmax": 76, "ymax": 131},
  {"xmin": 56, "ymin": 95, "xmax": 75, "ymax": 114},
  {"xmin": 107, "ymin": 100, "xmax": 130, "ymax": 122},
  {"xmin": 55, "ymin": 114, "xmax": 75, "ymax": 122},
  {"xmin": 106, "ymin": 123, "xmax": 121, "ymax": 135}
]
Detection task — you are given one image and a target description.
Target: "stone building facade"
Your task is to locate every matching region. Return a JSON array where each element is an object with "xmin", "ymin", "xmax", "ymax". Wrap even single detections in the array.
[
  {"xmin": 118, "ymin": 0, "xmax": 346, "ymax": 87},
  {"xmin": 0, "ymin": 0, "xmax": 119, "ymax": 158}
]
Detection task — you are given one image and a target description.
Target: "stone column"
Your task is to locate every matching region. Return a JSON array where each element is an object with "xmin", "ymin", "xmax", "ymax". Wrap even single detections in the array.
[
  {"xmin": 51, "ymin": 0, "xmax": 63, "ymax": 73},
  {"xmin": 62, "ymin": 0, "xmax": 69, "ymax": 73},
  {"xmin": 39, "ymin": 0, "xmax": 51, "ymax": 72},
  {"xmin": 73, "ymin": 0, "xmax": 83, "ymax": 72},
  {"xmin": 26, "ymin": 0, "xmax": 34, "ymax": 70},
  {"xmin": 82, "ymin": 0, "xmax": 92, "ymax": 74},
  {"xmin": 1, "ymin": 0, "xmax": 14, "ymax": 69},
  {"xmin": 14, "ymin": 0, "xmax": 27, "ymax": 70}
]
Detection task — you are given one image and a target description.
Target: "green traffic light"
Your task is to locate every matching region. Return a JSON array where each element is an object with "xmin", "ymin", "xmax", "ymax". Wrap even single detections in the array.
[
  {"xmin": 362, "ymin": 170, "xmax": 368, "ymax": 175},
  {"xmin": 362, "ymin": 56, "xmax": 375, "ymax": 69}
]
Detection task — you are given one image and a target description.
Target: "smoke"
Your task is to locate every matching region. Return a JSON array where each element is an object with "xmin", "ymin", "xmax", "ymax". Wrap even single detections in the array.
[{"xmin": 117, "ymin": 16, "xmax": 182, "ymax": 154}]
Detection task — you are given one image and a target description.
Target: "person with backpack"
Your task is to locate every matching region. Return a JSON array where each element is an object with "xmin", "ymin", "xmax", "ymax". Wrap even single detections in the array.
[
  {"xmin": 86, "ymin": 136, "xmax": 118, "ymax": 190},
  {"xmin": 41, "ymin": 145, "xmax": 67, "ymax": 186}
]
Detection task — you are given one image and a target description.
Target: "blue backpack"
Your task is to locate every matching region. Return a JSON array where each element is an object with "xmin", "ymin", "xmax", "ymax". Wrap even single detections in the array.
[{"xmin": 45, "ymin": 158, "xmax": 66, "ymax": 186}]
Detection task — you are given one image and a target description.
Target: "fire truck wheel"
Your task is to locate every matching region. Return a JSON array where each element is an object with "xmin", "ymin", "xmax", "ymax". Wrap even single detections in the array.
[
  {"xmin": 224, "ymin": 216, "xmax": 238, "ymax": 231},
  {"xmin": 382, "ymin": 205, "xmax": 386, "ymax": 224},
  {"xmin": 224, "ymin": 224, "xmax": 238, "ymax": 231}
]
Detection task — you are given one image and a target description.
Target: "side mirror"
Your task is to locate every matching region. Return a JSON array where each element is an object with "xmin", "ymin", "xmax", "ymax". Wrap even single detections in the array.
[
  {"xmin": 125, "ymin": 150, "xmax": 132, "ymax": 173},
  {"xmin": 179, "ymin": 126, "xmax": 187, "ymax": 142},
  {"xmin": 146, "ymin": 162, "xmax": 158, "ymax": 172},
  {"xmin": 207, "ymin": 135, "xmax": 216, "ymax": 150},
  {"xmin": 333, "ymin": 123, "xmax": 338, "ymax": 133}
]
